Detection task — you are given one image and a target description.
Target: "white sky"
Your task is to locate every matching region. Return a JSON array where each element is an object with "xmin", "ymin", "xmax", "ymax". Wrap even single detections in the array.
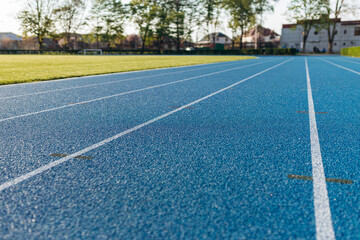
[{"xmin": 0, "ymin": 0, "xmax": 358, "ymax": 38}]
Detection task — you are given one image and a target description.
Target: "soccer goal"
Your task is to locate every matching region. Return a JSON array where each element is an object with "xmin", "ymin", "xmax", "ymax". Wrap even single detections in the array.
[{"xmin": 79, "ymin": 49, "xmax": 103, "ymax": 55}]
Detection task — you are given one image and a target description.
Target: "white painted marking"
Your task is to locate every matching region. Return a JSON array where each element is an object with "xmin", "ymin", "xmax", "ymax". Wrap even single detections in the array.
[
  {"xmin": 319, "ymin": 58, "xmax": 360, "ymax": 76},
  {"xmin": 0, "ymin": 58, "xmax": 292, "ymax": 192},
  {"xmin": 0, "ymin": 59, "xmax": 278, "ymax": 123},
  {"xmin": 305, "ymin": 58, "xmax": 335, "ymax": 240},
  {"xmin": 0, "ymin": 58, "xmax": 276, "ymax": 100},
  {"xmin": 334, "ymin": 58, "xmax": 360, "ymax": 65}
]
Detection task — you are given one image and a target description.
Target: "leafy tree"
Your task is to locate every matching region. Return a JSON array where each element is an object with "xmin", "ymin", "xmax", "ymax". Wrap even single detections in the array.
[
  {"xmin": 165, "ymin": 0, "xmax": 200, "ymax": 50},
  {"xmin": 90, "ymin": 0, "xmax": 127, "ymax": 49},
  {"xmin": 154, "ymin": 0, "xmax": 172, "ymax": 51},
  {"xmin": 18, "ymin": 0, "xmax": 55, "ymax": 49},
  {"xmin": 130, "ymin": 0, "xmax": 159, "ymax": 53},
  {"xmin": 287, "ymin": 0, "xmax": 323, "ymax": 53},
  {"xmin": 53, "ymin": 0, "xmax": 87, "ymax": 50},
  {"xmin": 319, "ymin": 0, "xmax": 354, "ymax": 53},
  {"xmin": 88, "ymin": 2, "xmax": 103, "ymax": 49},
  {"xmin": 253, "ymin": 0, "xmax": 276, "ymax": 21},
  {"xmin": 169, "ymin": 0, "xmax": 187, "ymax": 51},
  {"xmin": 223, "ymin": 0, "xmax": 255, "ymax": 49},
  {"xmin": 200, "ymin": 0, "xmax": 221, "ymax": 49},
  {"xmin": 183, "ymin": 0, "xmax": 201, "ymax": 46}
]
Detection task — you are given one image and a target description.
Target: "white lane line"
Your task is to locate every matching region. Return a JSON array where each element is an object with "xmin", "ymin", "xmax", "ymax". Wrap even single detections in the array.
[
  {"xmin": 319, "ymin": 58, "xmax": 360, "ymax": 76},
  {"xmin": 0, "ymin": 58, "xmax": 292, "ymax": 192},
  {"xmin": 334, "ymin": 58, "xmax": 360, "ymax": 65},
  {"xmin": 305, "ymin": 58, "xmax": 335, "ymax": 240},
  {"xmin": 0, "ymin": 57, "xmax": 264, "ymax": 88},
  {"xmin": 0, "ymin": 59, "xmax": 279, "ymax": 123},
  {"xmin": 0, "ymin": 58, "xmax": 275, "ymax": 100}
]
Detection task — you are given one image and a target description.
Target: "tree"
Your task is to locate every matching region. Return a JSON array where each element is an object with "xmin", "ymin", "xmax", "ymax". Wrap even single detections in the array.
[
  {"xmin": 287, "ymin": 0, "xmax": 323, "ymax": 53},
  {"xmin": 18, "ymin": 0, "xmax": 55, "ymax": 49},
  {"xmin": 223, "ymin": 0, "xmax": 255, "ymax": 49},
  {"xmin": 169, "ymin": 0, "xmax": 186, "ymax": 51},
  {"xmin": 253, "ymin": 0, "xmax": 275, "ymax": 22},
  {"xmin": 130, "ymin": 0, "xmax": 158, "ymax": 53},
  {"xmin": 90, "ymin": 0, "xmax": 128, "ymax": 49},
  {"xmin": 53, "ymin": 0, "xmax": 87, "ymax": 50},
  {"xmin": 166, "ymin": 0, "xmax": 200, "ymax": 50},
  {"xmin": 200, "ymin": 0, "xmax": 221, "ymax": 49},
  {"xmin": 319, "ymin": 0, "xmax": 354, "ymax": 53},
  {"xmin": 154, "ymin": 0, "xmax": 172, "ymax": 51},
  {"xmin": 183, "ymin": 0, "xmax": 201, "ymax": 47},
  {"xmin": 88, "ymin": 1, "xmax": 104, "ymax": 49},
  {"xmin": 253, "ymin": 0, "xmax": 276, "ymax": 48}
]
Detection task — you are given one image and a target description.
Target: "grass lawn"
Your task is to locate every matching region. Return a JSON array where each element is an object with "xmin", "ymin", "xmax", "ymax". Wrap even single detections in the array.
[{"xmin": 0, "ymin": 55, "xmax": 255, "ymax": 85}]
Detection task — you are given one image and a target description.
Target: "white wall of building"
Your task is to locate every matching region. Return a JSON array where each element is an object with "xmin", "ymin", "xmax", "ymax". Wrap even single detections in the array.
[
  {"xmin": 280, "ymin": 21, "xmax": 360, "ymax": 53},
  {"xmin": 217, "ymin": 36, "xmax": 232, "ymax": 44}
]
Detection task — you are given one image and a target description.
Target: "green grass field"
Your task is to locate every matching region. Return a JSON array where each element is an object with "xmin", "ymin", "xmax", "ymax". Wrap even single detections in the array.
[{"xmin": 0, "ymin": 55, "xmax": 255, "ymax": 85}]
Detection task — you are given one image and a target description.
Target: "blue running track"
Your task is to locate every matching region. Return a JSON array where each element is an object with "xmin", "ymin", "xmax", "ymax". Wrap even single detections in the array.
[{"xmin": 0, "ymin": 56, "xmax": 359, "ymax": 239}]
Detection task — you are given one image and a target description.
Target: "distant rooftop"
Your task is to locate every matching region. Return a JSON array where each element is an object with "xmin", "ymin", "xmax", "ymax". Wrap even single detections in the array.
[
  {"xmin": 199, "ymin": 32, "xmax": 230, "ymax": 42},
  {"xmin": 244, "ymin": 26, "xmax": 280, "ymax": 38},
  {"xmin": 282, "ymin": 19, "xmax": 360, "ymax": 28},
  {"xmin": 0, "ymin": 32, "xmax": 22, "ymax": 41}
]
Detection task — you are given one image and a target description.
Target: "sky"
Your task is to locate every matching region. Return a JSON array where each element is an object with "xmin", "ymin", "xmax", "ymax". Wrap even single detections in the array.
[{"xmin": 0, "ymin": 0, "xmax": 358, "ymax": 38}]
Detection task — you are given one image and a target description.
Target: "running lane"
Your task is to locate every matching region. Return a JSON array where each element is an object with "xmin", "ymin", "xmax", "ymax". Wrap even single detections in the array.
[
  {"xmin": 307, "ymin": 56, "xmax": 360, "ymax": 239},
  {"xmin": 320, "ymin": 56, "xmax": 360, "ymax": 73}
]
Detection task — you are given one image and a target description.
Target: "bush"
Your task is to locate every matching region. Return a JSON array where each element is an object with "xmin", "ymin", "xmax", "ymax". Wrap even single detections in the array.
[
  {"xmin": 163, "ymin": 48, "xmax": 296, "ymax": 55},
  {"xmin": 341, "ymin": 46, "xmax": 360, "ymax": 57},
  {"xmin": 0, "ymin": 48, "xmax": 297, "ymax": 56}
]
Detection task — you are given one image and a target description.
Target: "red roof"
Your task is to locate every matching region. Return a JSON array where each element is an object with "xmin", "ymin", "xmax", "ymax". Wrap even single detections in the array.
[
  {"xmin": 283, "ymin": 24, "xmax": 296, "ymax": 29},
  {"xmin": 244, "ymin": 26, "xmax": 279, "ymax": 37}
]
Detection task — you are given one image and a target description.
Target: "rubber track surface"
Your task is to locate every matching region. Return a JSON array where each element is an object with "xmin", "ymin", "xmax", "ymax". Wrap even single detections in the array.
[{"xmin": 0, "ymin": 56, "xmax": 358, "ymax": 239}]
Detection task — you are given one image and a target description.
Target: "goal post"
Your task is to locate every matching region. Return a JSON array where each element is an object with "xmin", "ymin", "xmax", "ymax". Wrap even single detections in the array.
[{"xmin": 79, "ymin": 49, "xmax": 103, "ymax": 55}]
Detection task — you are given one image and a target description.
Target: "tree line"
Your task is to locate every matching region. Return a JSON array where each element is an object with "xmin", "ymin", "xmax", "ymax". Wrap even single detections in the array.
[
  {"xmin": 18, "ymin": 0, "xmax": 276, "ymax": 52},
  {"xmin": 17, "ymin": 0, "xmax": 357, "ymax": 53}
]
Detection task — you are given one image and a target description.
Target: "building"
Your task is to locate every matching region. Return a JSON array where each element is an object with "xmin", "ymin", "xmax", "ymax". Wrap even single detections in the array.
[
  {"xmin": 243, "ymin": 26, "xmax": 280, "ymax": 48},
  {"xmin": 280, "ymin": 19, "xmax": 360, "ymax": 53},
  {"xmin": 0, "ymin": 32, "xmax": 23, "ymax": 49},
  {"xmin": 196, "ymin": 32, "xmax": 232, "ymax": 49}
]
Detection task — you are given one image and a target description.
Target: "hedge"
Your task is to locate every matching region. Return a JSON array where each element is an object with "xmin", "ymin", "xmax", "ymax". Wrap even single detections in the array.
[
  {"xmin": 164, "ymin": 48, "xmax": 296, "ymax": 55},
  {"xmin": 341, "ymin": 46, "xmax": 360, "ymax": 57},
  {"xmin": 0, "ymin": 48, "xmax": 297, "ymax": 55}
]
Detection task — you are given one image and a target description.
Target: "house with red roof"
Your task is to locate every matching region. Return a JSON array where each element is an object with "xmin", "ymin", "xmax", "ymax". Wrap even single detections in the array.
[{"xmin": 242, "ymin": 26, "xmax": 280, "ymax": 48}]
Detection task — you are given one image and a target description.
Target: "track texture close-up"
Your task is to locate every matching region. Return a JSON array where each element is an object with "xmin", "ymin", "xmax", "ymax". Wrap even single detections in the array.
[{"xmin": 0, "ymin": 56, "xmax": 359, "ymax": 239}]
